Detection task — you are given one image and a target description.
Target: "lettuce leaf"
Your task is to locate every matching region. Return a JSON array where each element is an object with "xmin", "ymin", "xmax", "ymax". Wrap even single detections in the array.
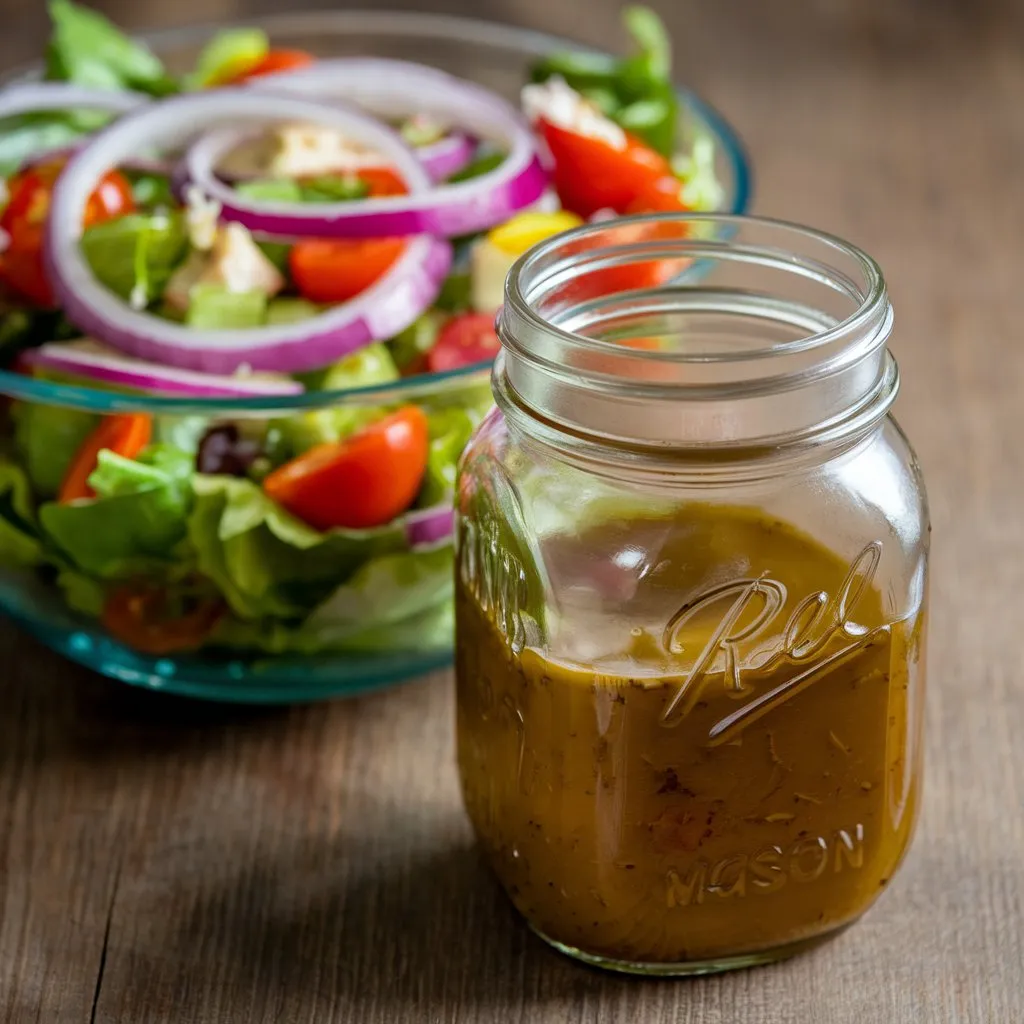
[
  {"xmin": 38, "ymin": 445, "xmax": 194, "ymax": 579},
  {"xmin": 275, "ymin": 343, "xmax": 400, "ymax": 455},
  {"xmin": 213, "ymin": 599, "xmax": 454, "ymax": 655},
  {"xmin": 152, "ymin": 415, "xmax": 210, "ymax": 455},
  {"xmin": 186, "ymin": 285, "xmax": 267, "ymax": 330},
  {"xmin": 235, "ymin": 175, "xmax": 370, "ymax": 204},
  {"xmin": 295, "ymin": 341, "xmax": 400, "ymax": 395},
  {"xmin": 305, "ymin": 544, "xmax": 452, "ymax": 635},
  {"xmin": 0, "ymin": 116, "xmax": 85, "ymax": 179},
  {"xmin": 0, "ymin": 458, "xmax": 44, "ymax": 566},
  {"xmin": 81, "ymin": 212, "xmax": 189, "ymax": 305},
  {"xmin": 13, "ymin": 401, "xmax": 98, "ymax": 500},
  {"xmin": 210, "ymin": 545, "xmax": 454, "ymax": 653},
  {"xmin": 386, "ymin": 310, "xmax": 444, "ymax": 371},
  {"xmin": 45, "ymin": 0, "xmax": 177, "ymax": 96},
  {"xmin": 419, "ymin": 407, "xmax": 477, "ymax": 507},
  {"xmin": 266, "ymin": 298, "xmax": 322, "ymax": 325},
  {"xmin": 56, "ymin": 569, "xmax": 106, "ymax": 616},
  {"xmin": 185, "ymin": 28, "xmax": 268, "ymax": 90},
  {"xmin": 187, "ymin": 475, "xmax": 407, "ymax": 619},
  {"xmin": 0, "ymin": 1, "xmax": 178, "ymax": 174}
]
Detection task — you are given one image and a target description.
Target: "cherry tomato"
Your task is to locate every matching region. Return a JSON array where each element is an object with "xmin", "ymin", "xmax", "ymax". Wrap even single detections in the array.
[
  {"xmin": 289, "ymin": 237, "xmax": 406, "ymax": 304},
  {"xmin": 426, "ymin": 314, "xmax": 501, "ymax": 373},
  {"xmin": 0, "ymin": 159, "xmax": 134, "ymax": 307},
  {"xmin": 625, "ymin": 175, "xmax": 690, "ymax": 215},
  {"xmin": 58, "ymin": 414, "xmax": 152, "ymax": 504},
  {"xmin": 263, "ymin": 406, "xmax": 429, "ymax": 531},
  {"xmin": 224, "ymin": 49, "xmax": 315, "ymax": 84},
  {"xmin": 0, "ymin": 229, "xmax": 50, "ymax": 307},
  {"xmin": 85, "ymin": 170, "xmax": 136, "ymax": 225},
  {"xmin": 538, "ymin": 119, "xmax": 673, "ymax": 218},
  {"xmin": 102, "ymin": 583, "xmax": 225, "ymax": 655}
]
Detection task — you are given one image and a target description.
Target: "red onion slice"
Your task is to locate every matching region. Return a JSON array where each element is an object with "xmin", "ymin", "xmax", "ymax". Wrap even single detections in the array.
[
  {"xmin": 0, "ymin": 82, "xmax": 147, "ymax": 121},
  {"xmin": 213, "ymin": 131, "xmax": 473, "ymax": 186},
  {"xmin": 418, "ymin": 132, "xmax": 475, "ymax": 183},
  {"xmin": 191, "ymin": 58, "xmax": 548, "ymax": 238},
  {"xmin": 404, "ymin": 503, "xmax": 454, "ymax": 549},
  {"xmin": 46, "ymin": 91, "xmax": 452, "ymax": 374},
  {"xmin": 253, "ymin": 59, "xmax": 481, "ymax": 184},
  {"xmin": 25, "ymin": 340, "xmax": 304, "ymax": 398}
]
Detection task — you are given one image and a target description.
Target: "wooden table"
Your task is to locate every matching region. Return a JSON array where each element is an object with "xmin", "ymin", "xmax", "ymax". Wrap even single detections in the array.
[{"xmin": 1, "ymin": 1, "xmax": 1022, "ymax": 1020}]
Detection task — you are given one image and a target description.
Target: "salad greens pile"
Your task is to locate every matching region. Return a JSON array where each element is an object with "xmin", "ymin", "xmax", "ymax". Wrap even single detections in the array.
[
  {"xmin": 0, "ymin": 364, "xmax": 488, "ymax": 654},
  {"xmin": 0, "ymin": 1, "xmax": 727, "ymax": 663}
]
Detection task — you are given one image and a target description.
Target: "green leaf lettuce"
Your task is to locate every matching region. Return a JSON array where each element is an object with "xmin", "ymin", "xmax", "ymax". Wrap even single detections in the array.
[
  {"xmin": 38, "ymin": 445, "xmax": 194, "ymax": 578},
  {"xmin": 211, "ymin": 545, "xmax": 454, "ymax": 653},
  {"xmin": 187, "ymin": 475, "xmax": 407, "ymax": 619},
  {"xmin": 46, "ymin": 0, "xmax": 177, "ymax": 95}
]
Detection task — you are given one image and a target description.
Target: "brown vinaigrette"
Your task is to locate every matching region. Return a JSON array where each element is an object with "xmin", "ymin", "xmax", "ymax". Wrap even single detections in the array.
[{"xmin": 456, "ymin": 507, "xmax": 926, "ymax": 968}]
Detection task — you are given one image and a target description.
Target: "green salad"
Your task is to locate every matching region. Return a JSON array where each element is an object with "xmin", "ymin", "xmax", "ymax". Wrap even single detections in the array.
[{"xmin": 0, "ymin": 1, "xmax": 724, "ymax": 660}]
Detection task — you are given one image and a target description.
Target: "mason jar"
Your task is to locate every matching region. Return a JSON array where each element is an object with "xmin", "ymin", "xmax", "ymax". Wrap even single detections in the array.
[{"xmin": 454, "ymin": 214, "xmax": 929, "ymax": 976}]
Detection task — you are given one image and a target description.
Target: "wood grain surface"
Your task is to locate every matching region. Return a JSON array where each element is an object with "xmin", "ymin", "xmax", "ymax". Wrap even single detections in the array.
[{"xmin": 1, "ymin": 0, "xmax": 1022, "ymax": 1021}]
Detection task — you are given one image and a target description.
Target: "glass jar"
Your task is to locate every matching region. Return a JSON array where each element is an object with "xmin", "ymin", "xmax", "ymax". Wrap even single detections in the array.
[{"xmin": 454, "ymin": 214, "xmax": 929, "ymax": 976}]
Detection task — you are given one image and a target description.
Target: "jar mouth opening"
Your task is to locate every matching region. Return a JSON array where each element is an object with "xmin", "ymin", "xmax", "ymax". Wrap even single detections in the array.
[
  {"xmin": 501, "ymin": 214, "xmax": 888, "ymax": 387},
  {"xmin": 497, "ymin": 214, "xmax": 895, "ymax": 450}
]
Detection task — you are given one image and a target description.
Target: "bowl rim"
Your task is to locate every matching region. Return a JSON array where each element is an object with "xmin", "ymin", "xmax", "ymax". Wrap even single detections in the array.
[{"xmin": 0, "ymin": 8, "xmax": 752, "ymax": 414}]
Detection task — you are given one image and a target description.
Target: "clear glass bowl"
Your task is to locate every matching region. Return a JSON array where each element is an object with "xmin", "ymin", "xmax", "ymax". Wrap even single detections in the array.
[{"xmin": 0, "ymin": 11, "xmax": 751, "ymax": 703}]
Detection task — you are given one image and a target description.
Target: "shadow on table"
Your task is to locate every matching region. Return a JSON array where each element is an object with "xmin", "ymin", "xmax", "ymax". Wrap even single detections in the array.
[
  {"xmin": 0, "ymin": 630, "xmax": 679, "ymax": 1018},
  {"xmin": 0, "ymin": 628, "xmax": 311, "ymax": 766},
  {"xmin": 171, "ymin": 837, "xmax": 638, "ymax": 1018}
]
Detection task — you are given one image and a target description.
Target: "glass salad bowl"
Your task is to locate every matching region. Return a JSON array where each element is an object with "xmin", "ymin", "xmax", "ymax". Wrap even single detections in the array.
[{"xmin": 0, "ymin": 10, "xmax": 750, "ymax": 703}]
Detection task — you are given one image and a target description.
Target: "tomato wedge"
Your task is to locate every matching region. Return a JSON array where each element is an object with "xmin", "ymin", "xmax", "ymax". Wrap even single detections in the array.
[
  {"xmin": 263, "ymin": 406, "xmax": 429, "ymax": 531},
  {"xmin": 286, "ymin": 169, "xmax": 408, "ymax": 304},
  {"xmin": 538, "ymin": 119, "xmax": 672, "ymax": 218},
  {"xmin": 0, "ymin": 158, "xmax": 134, "ymax": 307},
  {"xmin": 289, "ymin": 237, "xmax": 406, "ymax": 304},
  {"xmin": 224, "ymin": 48, "xmax": 315, "ymax": 84},
  {"xmin": 625, "ymin": 175, "xmax": 690, "ymax": 215},
  {"xmin": 102, "ymin": 584, "xmax": 225, "ymax": 655},
  {"xmin": 58, "ymin": 414, "xmax": 152, "ymax": 504},
  {"xmin": 426, "ymin": 313, "xmax": 502, "ymax": 373}
]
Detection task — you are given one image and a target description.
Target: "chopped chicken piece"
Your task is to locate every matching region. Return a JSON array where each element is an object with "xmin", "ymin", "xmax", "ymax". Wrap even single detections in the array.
[
  {"xmin": 164, "ymin": 222, "xmax": 285, "ymax": 313},
  {"xmin": 217, "ymin": 121, "xmax": 385, "ymax": 181},
  {"xmin": 521, "ymin": 76, "xmax": 627, "ymax": 149}
]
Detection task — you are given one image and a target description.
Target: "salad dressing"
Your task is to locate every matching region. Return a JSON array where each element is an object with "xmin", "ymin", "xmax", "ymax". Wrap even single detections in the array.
[{"xmin": 457, "ymin": 507, "xmax": 926, "ymax": 966}]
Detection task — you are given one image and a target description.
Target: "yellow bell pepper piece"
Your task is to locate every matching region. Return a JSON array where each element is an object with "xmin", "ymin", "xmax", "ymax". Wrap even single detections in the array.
[{"xmin": 487, "ymin": 210, "xmax": 584, "ymax": 256}]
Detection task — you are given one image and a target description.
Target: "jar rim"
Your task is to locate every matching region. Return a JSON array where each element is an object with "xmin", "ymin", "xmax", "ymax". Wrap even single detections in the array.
[
  {"xmin": 503, "ymin": 213, "xmax": 888, "ymax": 370},
  {"xmin": 496, "ymin": 213, "xmax": 896, "ymax": 451}
]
